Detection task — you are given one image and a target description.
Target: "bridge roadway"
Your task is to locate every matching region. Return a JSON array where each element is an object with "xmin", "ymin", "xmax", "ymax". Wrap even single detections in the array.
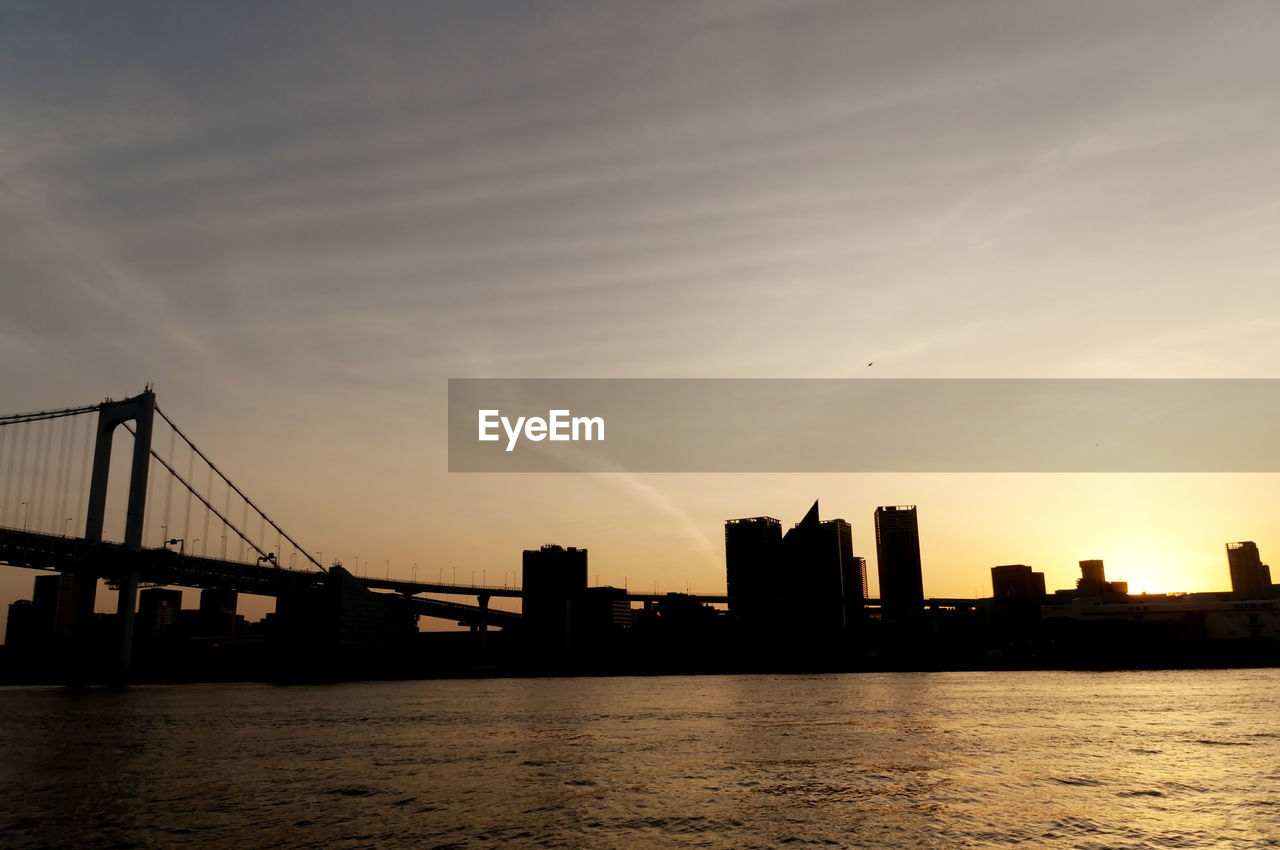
[
  {"xmin": 1, "ymin": 527, "xmax": 983, "ymax": 629},
  {"xmin": 0, "ymin": 527, "xmax": 732, "ymax": 629},
  {"xmin": 358, "ymin": 576, "xmax": 736, "ymax": 605},
  {"xmin": 0, "ymin": 526, "xmax": 524, "ymax": 628}
]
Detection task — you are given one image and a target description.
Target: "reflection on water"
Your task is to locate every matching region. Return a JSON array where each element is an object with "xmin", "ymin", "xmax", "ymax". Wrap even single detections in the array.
[{"xmin": 1, "ymin": 670, "xmax": 1278, "ymax": 848}]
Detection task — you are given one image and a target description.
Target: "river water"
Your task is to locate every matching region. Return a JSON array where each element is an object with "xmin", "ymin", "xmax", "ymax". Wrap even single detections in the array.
[{"xmin": 1, "ymin": 670, "xmax": 1277, "ymax": 848}]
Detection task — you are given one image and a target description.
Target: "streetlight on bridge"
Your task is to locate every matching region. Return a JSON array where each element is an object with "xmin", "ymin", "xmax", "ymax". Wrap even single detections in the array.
[
  {"xmin": 63, "ymin": 517, "xmax": 73, "ymax": 537},
  {"xmin": 21, "ymin": 501, "xmax": 28, "ymax": 532}
]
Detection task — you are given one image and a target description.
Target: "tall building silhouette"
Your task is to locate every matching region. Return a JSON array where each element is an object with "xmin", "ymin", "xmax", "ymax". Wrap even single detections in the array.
[
  {"xmin": 1226, "ymin": 542, "xmax": 1272, "ymax": 595},
  {"xmin": 725, "ymin": 516, "xmax": 782, "ymax": 622},
  {"xmin": 874, "ymin": 505, "xmax": 923, "ymax": 604},
  {"xmin": 725, "ymin": 502, "xmax": 859, "ymax": 634},
  {"xmin": 821, "ymin": 518, "xmax": 865, "ymax": 603},
  {"xmin": 780, "ymin": 502, "xmax": 850, "ymax": 631},
  {"xmin": 782, "ymin": 502, "xmax": 840, "ymax": 600},
  {"xmin": 522, "ymin": 545, "xmax": 588, "ymax": 652}
]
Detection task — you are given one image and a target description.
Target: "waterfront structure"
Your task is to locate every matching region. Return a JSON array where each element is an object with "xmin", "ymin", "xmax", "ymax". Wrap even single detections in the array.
[{"xmin": 1042, "ymin": 594, "xmax": 1280, "ymax": 642}]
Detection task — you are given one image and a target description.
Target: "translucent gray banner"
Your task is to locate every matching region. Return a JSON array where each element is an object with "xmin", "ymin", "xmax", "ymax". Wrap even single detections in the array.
[{"xmin": 447, "ymin": 379, "xmax": 1278, "ymax": 472}]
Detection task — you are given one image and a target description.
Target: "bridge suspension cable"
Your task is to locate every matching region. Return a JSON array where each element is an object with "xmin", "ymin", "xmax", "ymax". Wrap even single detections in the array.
[
  {"xmin": 120, "ymin": 421, "xmax": 276, "ymax": 567},
  {"xmin": 0, "ymin": 402, "xmax": 103, "ymax": 426},
  {"xmin": 0, "ymin": 401, "xmax": 99, "ymax": 533},
  {"xmin": 1, "ymin": 393, "xmax": 323, "ymax": 573},
  {"xmin": 151, "ymin": 405, "xmax": 324, "ymax": 571}
]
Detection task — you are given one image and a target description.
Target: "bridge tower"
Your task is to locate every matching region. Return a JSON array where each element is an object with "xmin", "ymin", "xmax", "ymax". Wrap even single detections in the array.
[{"xmin": 80, "ymin": 388, "xmax": 156, "ymax": 682}]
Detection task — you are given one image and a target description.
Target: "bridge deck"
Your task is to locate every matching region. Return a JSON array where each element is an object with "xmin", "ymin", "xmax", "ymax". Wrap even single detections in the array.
[{"xmin": 2, "ymin": 526, "xmax": 982, "ymax": 625}]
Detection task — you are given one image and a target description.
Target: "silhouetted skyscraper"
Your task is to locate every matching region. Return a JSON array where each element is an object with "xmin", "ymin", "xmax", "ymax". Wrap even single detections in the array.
[
  {"xmin": 821, "ymin": 518, "xmax": 864, "ymax": 602},
  {"xmin": 726, "ymin": 503, "xmax": 857, "ymax": 634},
  {"xmin": 522, "ymin": 545, "xmax": 588, "ymax": 653},
  {"xmin": 1226, "ymin": 542, "xmax": 1272, "ymax": 595},
  {"xmin": 725, "ymin": 516, "xmax": 782, "ymax": 619},
  {"xmin": 874, "ymin": 505, "xmax": 923, "ymax": 604},
  {"xmin": 781, "ymin": 502, "xmax": 848, "ymax": 631}
]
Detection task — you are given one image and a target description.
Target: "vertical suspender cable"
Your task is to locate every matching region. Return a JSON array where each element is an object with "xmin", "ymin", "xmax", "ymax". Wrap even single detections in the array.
[
  {"xmin": 75, "ymin": 413, "xmax": 93, "ymax": 533},
  {"xmin": 42, "ymin": 416, "xmax": 60, "ymax": 531},
  {"xmin": 140, "ymin": 430, "xmax": 152, "ymax": 545},
  {"xmin": 55, "ymin": 414, "xmax": 75, "ymax": 533},
  {"xmin": 0, "ymin": 423, "xmax": 10, "ymax": 526},
  {"xmin": 0, "ymin": 423, "xmax": 16, "ymax": 527},
  {"xmin": 44, "ymin": 417, "xmax": 62, "ymax": 531},
  {"xmin": 222, "ymin": 479, "xmax": 231, "ymax": 559},
  {"xmin": 203, "ymin": 465, "xmax": 213, "ymax": 556},
  {"xmin": 183, "ymin": 438, "xmax": 194, "ymax": 542},
  {"xmin": 10, "ymin": 422, "xmax": 30, "ymax": 527},
  {"xmin": 30, "ymin": 417, "xmax": 50, "ymax": 531},
  {"xmin": 162, "ymin": 425, "xmax": 176, "ymax": 544}
]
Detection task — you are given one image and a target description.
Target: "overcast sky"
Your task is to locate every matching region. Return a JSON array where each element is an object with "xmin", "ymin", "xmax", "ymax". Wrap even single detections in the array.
[{"xmin": 3, "ymin": 1, "xmax": 1280, "ymax": 625}]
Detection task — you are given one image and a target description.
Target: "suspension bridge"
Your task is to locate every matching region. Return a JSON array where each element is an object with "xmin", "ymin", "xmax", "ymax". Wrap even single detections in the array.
[
  {"xmin": 0, "ymin": 387, "xmax": 529, "ymax": 681},
  {"xmin": 2, "ymin": 388, "xmax": 927, "ymax": 683}
]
